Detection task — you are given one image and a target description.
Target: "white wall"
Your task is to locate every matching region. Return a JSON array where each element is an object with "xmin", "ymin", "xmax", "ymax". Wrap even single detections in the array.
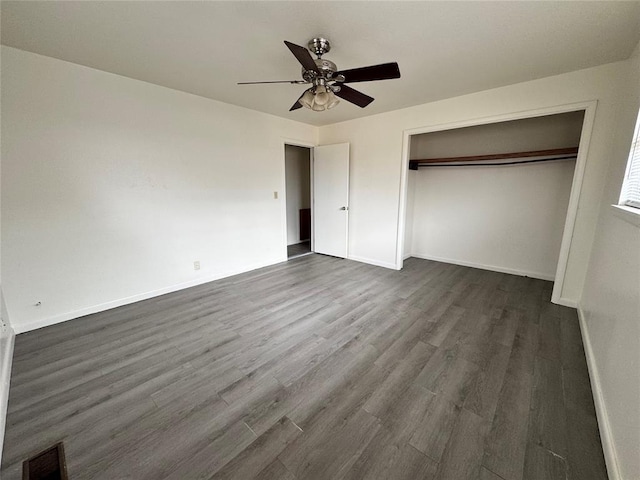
[
  {"xmin": 284, "ymin": 145, "xmax": 311, "ymax": 245},
  {"xmin": 319, "ymin": 59, "xmax": 628, "ymax": 303},
  {"xmin": 1, "ymin": 46, "xmax": 316, "ymax": 333},
  {"xmin": 579, "ymin": 42, "xmax": 640, "ymax": 480},
  {"xmin": 409, "ymin": 111, "xmax": 584, "ymax": 158},
  {"xmin": 409, "ymin": 160, "xmax": 576, "ymax": 280},
  {"xmin": 0, "ymin": 294, "xmax": 13, "ymax": 467},
  {"xmin": 406, "ymin": 113, "xmax": 582, "ymax": 280},
  {"xmin": 0, "ymin": 60, "xmax": 13, "ymax": 462}
]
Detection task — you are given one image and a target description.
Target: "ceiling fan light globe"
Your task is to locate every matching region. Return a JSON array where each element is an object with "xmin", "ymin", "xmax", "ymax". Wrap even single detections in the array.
[
  {"xmin": 314, "ymin": 85, "xmax": 329, "ymax": 106},
  {"xmin": 314, "ymin": 91, "xmax": 329, "ymax": 106},
  {"xmin": 326, "ymin": 92, "xmax": 340, "ymax": 110},
  {"xmin": 311, "ymin": 102, "xmax": 325, "ymax": 112},
  {"xmin": 300, "ymin": 90, "xmax": 314, "ymax": 109}
]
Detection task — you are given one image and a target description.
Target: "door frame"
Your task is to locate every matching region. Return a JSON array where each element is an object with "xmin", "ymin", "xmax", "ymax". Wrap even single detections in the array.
[
  {"xmin": 395, "ymin": 100, "xmax": 598, "ymax": 307},
  {"xmin": 282, "ymin": 138, "xmax": 316, "ymax": 260}
]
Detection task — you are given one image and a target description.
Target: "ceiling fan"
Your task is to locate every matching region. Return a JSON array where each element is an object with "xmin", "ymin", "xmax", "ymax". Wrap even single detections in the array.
[{"xmin": 238, "ymin": 38, "xmax": 401, "ymax": 112}]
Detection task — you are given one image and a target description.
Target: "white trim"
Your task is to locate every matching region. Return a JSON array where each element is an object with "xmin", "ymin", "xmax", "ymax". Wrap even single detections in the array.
[
  {"xmin": 12, "ymin": 257, "xmax": 286, "ymax": 334},
  {"xmin": 0, "ymin": 327, "xmax": 16, "ymax": 466},
  {"xmin": 550, "ymin": 102, "xmax": 597, "ymax": 304},
  {"xmin": 403, "ymin": 253, "xmax": 412, "ymax": 260},
  {"xmin": 554, "ymin": 297, "xmax": 577, "ymax": 308},
  {"xmin": 395, "ymin": 129, "xmax": 412, "ymax": 268},
  {"xmin": 347, "ymin": 254, "xmax": 398, "ymax": 270},
  {"xmin": 282, "ymin": 138, "xmax": 317, "ymax": 260},
  {"xmin": 611, "ymin": 204, "xmax": 640, "ymax": 227},
  {"xmin": 409, "ymin": 253, "xmax": 555, "ymax": 280},
  {"xmin": 577, "ymin": 306, "xmax": 622, "ymax": 480},
  {"xmin": 395, "ymin": 101, "xmax": 598, "ymax": 309}
]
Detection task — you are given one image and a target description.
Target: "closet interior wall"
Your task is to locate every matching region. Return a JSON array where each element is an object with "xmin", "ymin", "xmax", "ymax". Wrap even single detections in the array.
[{"xmin": 405, "ymin": 111, "xmax": 584, "ymax": 280}]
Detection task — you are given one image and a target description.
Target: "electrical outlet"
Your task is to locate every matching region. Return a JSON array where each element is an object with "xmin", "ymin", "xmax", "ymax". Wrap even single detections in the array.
[
  {"xmin": 194, "ymin": 261, "xmax": 200, "ymax": 271},
  {"xmin": 273, "ymin": 191, "xmax": 278, "ymax": 199}
]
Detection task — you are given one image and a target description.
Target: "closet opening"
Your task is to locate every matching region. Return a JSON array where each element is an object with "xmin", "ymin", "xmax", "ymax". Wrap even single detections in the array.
[
  {"xmin": 400, "ymin": 109, "xmax": 591, "ymax": 305},
  {"xmin": 284, "ymin": 144, "xmax": 312, "ymax": 259}
]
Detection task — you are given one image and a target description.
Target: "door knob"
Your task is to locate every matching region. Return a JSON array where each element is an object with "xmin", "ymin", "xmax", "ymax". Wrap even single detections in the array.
[{"xmin": 340, "ymin": 206, "xmax": 348, "ymax": 211}]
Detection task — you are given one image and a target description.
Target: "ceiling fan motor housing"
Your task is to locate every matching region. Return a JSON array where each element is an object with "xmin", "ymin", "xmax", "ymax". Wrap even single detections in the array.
[{"xmin": 302, "ymin": 58, "xmax": 338, "ymax": 81}]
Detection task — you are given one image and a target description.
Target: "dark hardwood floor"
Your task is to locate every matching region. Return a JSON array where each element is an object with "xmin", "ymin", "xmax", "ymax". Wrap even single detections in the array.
[{"xmin": 2, "ymin": 255, "xmax": 607, "ymax": 479}]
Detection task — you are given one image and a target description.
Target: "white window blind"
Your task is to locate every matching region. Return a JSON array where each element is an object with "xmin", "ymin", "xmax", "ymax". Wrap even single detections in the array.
[{"xmin": 621, "ymin": 110, "xmax": 640, "ymax": 209}]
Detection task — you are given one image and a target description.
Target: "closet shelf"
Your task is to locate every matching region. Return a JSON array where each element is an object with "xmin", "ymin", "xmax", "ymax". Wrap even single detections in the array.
[{"xmin": 409, "ymin": 147, "xmax": 578, "ymax": 170}]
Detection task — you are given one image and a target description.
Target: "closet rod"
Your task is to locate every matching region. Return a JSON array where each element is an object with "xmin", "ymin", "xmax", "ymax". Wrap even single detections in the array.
[
  {"xmin": 411, "ymin": 155, "xmax": 577, "ymax": 169},
  {"xmin": 409, "ymin": 147, "xmax": 578, "ymax": 170}
]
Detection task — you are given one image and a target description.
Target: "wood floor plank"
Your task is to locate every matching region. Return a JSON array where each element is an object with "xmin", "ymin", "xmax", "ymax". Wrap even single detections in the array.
[
  {"xmin": 463, "ymin": 341, "xmax": 512, "ymax": 420},
  {"xmin": 523, "ymin": 442, "xmax": 567, "ymax": 480},
  {"xmin": 482, "ymin": 320, "xmax": 537, "ymax": 480},
  {"xmin": 414, "ymin": 343, "xmax": 480, "ymax": 406},
  {"xmin": 564, "ymin": 408, "xmax": 608, "ymax": 480},
  {"xmin": 409, "ymin": 394, "xmax": 461, "ymax": 462},
  {"xmin": 161, "ymin": 421, "xmax": 257, "ymax": 480},
  {"xmin": 278, "ymin": 407, "xmax": 382, "ymax": 480},
  {"xmin": 2, "ymin": 255, "xmax": 607, "ymax": 480},
  {"xmin": 211, "ymin": 416, "xmax": 301, "ymax": 480},
  {"xmin": 480, "ymin": 466, "xmax": 506, "ymax": 480},
  {"xmin": 538, "ymin": 312, "xmax": 562, "ymax": 361},
  {"xmin": 364, "ymin": 341, "xmax": 436, "ymax": 419},
  {"xmin": 528, "ymin": 356, "xmax": 568, "ymax": 458},
  {"xmin": 434, "ymin": 408, "xmax": 487, "ymax": 480},
  {"xmin": 253, "ymin": 458, "xmax": 296, "ymax": 480},
  {"xmin": 341, "ymin": 434, "xmax": 437, "ymax": 480}
]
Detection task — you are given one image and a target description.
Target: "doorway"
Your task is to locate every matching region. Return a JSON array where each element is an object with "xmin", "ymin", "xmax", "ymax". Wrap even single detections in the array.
[{"xmin": 285, "ymin": 144, "xmax": 312, "ymax": 259}]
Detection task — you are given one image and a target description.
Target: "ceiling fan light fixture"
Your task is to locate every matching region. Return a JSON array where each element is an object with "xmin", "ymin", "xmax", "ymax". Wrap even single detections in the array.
[
  {"xmin": 299, "ymin": 89, "xmax": 314, "ymax": 109},
  {"xmin": 314, "ymin": 85, "xmax": 329, "ymax": 106},
  {"xmin": 326, "ymin": 91, "xmax": 340, "ymax": 109},
  {"xmin": 311, "ymin": 101, "xmax": 326, "ymax": 112}
]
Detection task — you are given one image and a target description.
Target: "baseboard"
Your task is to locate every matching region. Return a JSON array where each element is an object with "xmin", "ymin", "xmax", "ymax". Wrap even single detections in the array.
[
  {"xmin": 13, "ymin": 257, "xmax": 287, "ymax": 334},
  {"xmin": 403, "ymin": 253, "xmax": 412, "ymax": 260},
  {"xmin": 347, "ymin": 254, "xmax": 398, "ymax": 270},
  {"xmin": 553, "ymin": 297, "xmax": 578, "ymax": 308},
  {"xmin": 409, "ymin": 253, "xmax": 555, "ymax": 281},
  {"xmin": 0, "ymin": 327, "xmax": 16, "ymax": 466},
  {"xmin": 577, "ymin": 306, "xmax": 622, "ymax": 480}
]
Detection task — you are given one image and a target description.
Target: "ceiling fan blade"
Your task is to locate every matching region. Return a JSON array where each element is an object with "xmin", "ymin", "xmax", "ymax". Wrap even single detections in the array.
[
  {"xmin": 290, "ymin": 93, "xmax": 304, "ymax": 111},
  {"xmin": 336, "ymin": 62, "xmax": 400, "ymax": 83},
  {"xmin": 237, "ymin": 80, "xmax": 307, "ymax": 85},
  {"xmin": 284, "ymin": 41, "xmax": 320, "ymax": 73},
  {"xmin": 334, "ymin": 85, "xmax": 374, "ymax": 108}
]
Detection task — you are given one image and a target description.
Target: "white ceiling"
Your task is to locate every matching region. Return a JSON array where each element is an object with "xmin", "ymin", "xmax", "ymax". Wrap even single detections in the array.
[{"xmin": 2, "ymin": 1, "xmax": 640, "ymax": 126}]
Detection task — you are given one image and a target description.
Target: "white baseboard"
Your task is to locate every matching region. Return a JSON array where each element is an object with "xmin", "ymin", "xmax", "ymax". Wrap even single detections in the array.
[
  {"xmin": 403, "ymin": 253, "xmax": 412, "ymax": 260},
  {"xmin": 408, "ymin": 253, "xmax": 556, "ymax": 281},
  {"xmin": 577, "ymin": 306, "xmax": 621, "ymax": 480},
  {"xmin": 347, "ymin": 254, "xmax": 398, "ymax": 270},
  {"xmin": 553, "ymin": 297, "xmax": 578, "ymax": 308},
  {"xmin": 0, "ymin": 327, "xmax": 15, "ymax": 466},
  {"xmin": 13, "ymin": 257, "xmax": 287, "ymax": 334}
]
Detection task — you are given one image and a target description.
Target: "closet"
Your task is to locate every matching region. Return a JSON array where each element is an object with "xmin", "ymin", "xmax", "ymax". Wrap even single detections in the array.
[{"xmin": 404, "ymin": 111, "xmax": 585, "ymax": 281}]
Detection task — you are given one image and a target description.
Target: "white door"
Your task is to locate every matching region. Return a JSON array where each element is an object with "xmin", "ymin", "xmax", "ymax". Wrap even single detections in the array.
[{"xmin": 313, "ymin": 143, "xmax": 350, "ymax": 258}]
